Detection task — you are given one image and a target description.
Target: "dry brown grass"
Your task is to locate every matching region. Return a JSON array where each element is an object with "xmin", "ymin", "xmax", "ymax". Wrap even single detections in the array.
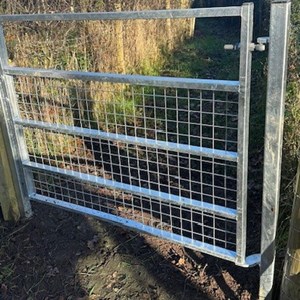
[
  {"xmin": 2, "ymin": 0, "xmax": 194, "ymax": 74},
  {"xmin": 0, "ymin": 0, "xmax": 194, "ymax": 156}
]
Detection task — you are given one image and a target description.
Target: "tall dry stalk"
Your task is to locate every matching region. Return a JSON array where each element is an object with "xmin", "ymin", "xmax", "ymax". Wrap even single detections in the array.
[{"xmin": 114, "ymin": 2, "xmax": 125, "ymax": 74}]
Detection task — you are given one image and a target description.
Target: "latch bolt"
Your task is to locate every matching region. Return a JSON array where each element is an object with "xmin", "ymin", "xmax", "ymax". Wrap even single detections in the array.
[{"xmin": 224, "ymin": 36, "xmax": 269, "ymax": 52}]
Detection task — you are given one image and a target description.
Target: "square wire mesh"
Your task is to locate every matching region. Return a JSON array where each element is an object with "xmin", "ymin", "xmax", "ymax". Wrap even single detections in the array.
[
  {"xmin": 32, "ymin": 168, "xmax": 237, "ymax": 251},
  {"xmin": 15, "ymin": 76, "xmax": 239, "ymax": 152},
  {"xmin": 14, "ymin": 75, "xmax": 239, "ymax": 252},
  {"xmin": 24, "ymin": 127, "xmax": 237, "ymax": 209}
]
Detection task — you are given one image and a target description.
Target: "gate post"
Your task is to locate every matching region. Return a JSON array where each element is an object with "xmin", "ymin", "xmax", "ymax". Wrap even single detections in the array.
[
  {"xmin": 0, "ymin": 125, "xmax": 21, "ymax": 221},
  {"xmin": 0, "ymin": 25, "xmax": 32, "ymax": 221},
  {"xmin": 260, "ymin": 0, "xmax": 291, "ymax": 299}
]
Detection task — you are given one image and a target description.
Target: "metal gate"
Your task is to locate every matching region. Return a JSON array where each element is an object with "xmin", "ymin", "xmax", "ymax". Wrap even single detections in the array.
[{"xmin": 0, "ymin": 4, "xmax": 257, "ymax": 268}]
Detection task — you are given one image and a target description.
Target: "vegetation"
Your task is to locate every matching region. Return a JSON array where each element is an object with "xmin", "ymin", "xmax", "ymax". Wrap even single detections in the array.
[
  {"xmin": 283, "ymin": 0, "xmax": 300, "ymax": 166},
  {"xmin": 1, "ymin": 0, "xmax": 194, "ymax": 74},
  {"xmin": 280, "ymin": 163, "xmax": 300, "ymax": 299},
  {"xmin": 0, "ymin": 0, "xmax": 195, "ymax": 157}
]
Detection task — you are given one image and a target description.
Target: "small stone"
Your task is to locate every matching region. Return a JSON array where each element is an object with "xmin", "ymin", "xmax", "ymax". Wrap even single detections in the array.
[
  {"xmin": 177, "ymin": 257, "xmax": 185, "ymax": 266},
  {"xmin": 107, "ymin": 283, "xmax": 113, "ymax": 289}
]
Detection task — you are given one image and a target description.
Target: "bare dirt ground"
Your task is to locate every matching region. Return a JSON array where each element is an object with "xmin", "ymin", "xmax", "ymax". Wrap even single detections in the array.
[{"xmin": 0, "ymin": 202, "xmax": 259, "ymax": 300}]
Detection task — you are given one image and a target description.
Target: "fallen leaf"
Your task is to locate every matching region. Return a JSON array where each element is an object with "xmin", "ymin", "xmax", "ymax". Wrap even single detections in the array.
[{"xmin": 177, "ymin": 257, "xmax": 185, "ymax": 266}]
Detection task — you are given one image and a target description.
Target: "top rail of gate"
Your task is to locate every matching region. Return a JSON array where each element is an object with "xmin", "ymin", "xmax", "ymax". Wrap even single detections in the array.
[
  {"xmin": 0, "ymin": 7, "xmax": 242, "ymax": 23},
  {"xmin": 0, "ymin": 7, "xmax": 243, "ymax": 96},
  {"xmin": 2, "ymin": 67, "xmax": 240, "ymax": 93}
]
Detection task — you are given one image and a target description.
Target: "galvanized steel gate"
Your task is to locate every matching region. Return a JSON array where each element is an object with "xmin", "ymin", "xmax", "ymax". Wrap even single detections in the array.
[
  {"xmin": 0, "ymin": 4, "xmax": 255, "ymax": 265},
  {"xmin": 0, "ymin": 2, "xmax": 291, "ymax": 298}
]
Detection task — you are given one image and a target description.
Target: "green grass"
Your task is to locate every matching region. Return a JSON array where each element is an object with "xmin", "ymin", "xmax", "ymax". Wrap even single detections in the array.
[
  {"xmin": 0, "ymin": 224, "xmax": 15, "ymax": 286},
  {"xmin": 162, "ymin": 26, "xmax": 240, "ymax": 81},
  {"xmin": 0, "ymin": 262, "xmax": 15, "ymax": 283}
]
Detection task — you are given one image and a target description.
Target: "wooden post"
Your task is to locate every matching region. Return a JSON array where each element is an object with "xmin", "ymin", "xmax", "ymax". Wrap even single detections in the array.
[
  {"xmin": 280, "ymin": 161, "xmax": 300, "ymax": 299},
  {"xmin": 166, "ymin": 0, "xmax": 172, "ymax": 49},
  {"xmin": 180, "ymin": 0, "xmax": 195, "ymax": 37},
  {"xmin": 0, "ymin": 126, "xmax": 21, "ymax": 221},
  {"xmin": 114, "ymin": 2, "xmax": 125, "ymax": 74},
  {"xmin": 0, "ymin": 25, "xmax": 32, "ymax": 221}
]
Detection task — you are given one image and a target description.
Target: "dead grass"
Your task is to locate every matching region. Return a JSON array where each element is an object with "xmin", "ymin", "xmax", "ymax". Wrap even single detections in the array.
[{"xmin": 0, "ymin": 1, "xmax": 195, "ymax": 157}]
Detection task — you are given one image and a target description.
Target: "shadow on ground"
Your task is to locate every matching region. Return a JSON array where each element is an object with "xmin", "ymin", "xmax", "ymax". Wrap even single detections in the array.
[{"xmin": 0, "ymin": 202, "xmax": 258, "ymax": 300}]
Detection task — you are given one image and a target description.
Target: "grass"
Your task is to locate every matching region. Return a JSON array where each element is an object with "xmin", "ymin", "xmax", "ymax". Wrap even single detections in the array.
[
  {"xmin": 0, "ymin": 223, "xmax": 16, "ymax": 289},
  {"xmin": 0, "ymin": 262, "xmax": 15, "ymax": 283},
  {"xmin": 162, "ymin": 21, "xmax": 240, "ymax": 81}
]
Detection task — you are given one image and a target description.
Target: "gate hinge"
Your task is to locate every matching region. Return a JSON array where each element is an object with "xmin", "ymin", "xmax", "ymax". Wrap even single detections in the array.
[{"xmin": 224, "ymin": 37, "xmax": 270, "ymax": 52}]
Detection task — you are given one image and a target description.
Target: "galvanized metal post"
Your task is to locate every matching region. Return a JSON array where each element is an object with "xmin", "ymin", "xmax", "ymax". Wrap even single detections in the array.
[
  {"xmin": 260, "ymin": 1, "xmax": 291, "ymax": 299},
  {"xmin": 236, "ymin": 2, "xmax": 253, "ymax": 266},
  {"xmin": 0, "ymin": 25, "xmax": 32, "ymax": 219}
]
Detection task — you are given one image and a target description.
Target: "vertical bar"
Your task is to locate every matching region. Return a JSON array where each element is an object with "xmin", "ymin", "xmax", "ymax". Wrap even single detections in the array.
[
  {"xmin": 236, "ymin": 2, "xmax": 253, "ymax": 265},
  {"xmin": 260, "ymin": 1, "xmax": 291, "ymax": 299},
  {"xmin": 0, "ymin": 25, "xmax": 33, "ymax": 218}
]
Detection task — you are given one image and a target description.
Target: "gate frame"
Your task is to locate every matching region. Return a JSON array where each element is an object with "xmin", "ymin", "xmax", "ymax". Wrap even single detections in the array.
[{"xmin": 260, "ymin": 0, "xmax": 291, "ymax": 299}]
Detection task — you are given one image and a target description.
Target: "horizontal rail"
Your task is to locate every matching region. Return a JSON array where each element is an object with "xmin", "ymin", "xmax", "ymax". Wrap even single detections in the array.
[
  {"xmin": 31, "ymin": 193, "xmax": 238, "ymax": 262},
  {"xmin": 0, "ymin": 7, "xmax": 242, "ymax": 23},
  {"xmin": 4, "ymin": 66, "xmax": 240, "ymax": 92},
  {"xmin": 15, "ymin": 119, "xmax": 238, "ymax": 162},
  {"xmin": 32, "ymin": 194, "xmax": 260, "ymax": 267},
  {"xmin": 24, "ymin": 160, "xmax": 237, "ymax": 219}
]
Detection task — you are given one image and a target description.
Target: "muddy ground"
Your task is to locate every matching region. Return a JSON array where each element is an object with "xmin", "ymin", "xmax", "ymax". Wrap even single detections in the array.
[{"xmin": 0, "ymin": 202, "xmax": 259, "ymax": 300}]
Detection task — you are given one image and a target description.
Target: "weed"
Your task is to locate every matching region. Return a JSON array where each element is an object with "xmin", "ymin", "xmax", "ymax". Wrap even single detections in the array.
[{"xmin": 0, "ymin": 263, "xmax": 15, "ymax": 283}]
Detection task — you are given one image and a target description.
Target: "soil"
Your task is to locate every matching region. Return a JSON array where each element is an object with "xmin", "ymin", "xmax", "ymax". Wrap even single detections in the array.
[{"xmin": 0, "ymin": 202, "xmax": 259, "ymax": 300}]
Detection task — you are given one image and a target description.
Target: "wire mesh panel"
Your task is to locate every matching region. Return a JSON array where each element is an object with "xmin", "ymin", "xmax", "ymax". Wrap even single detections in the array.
[
  {"xmin": 14, "ymin": 77, "xmax": 239, "ymax": 152},
  {"xmin": 31, "ymin": 168, "xmax": 237, "ymax": 252},
  {"xmin": 23, "ymin": 127, "xmax": 238, "ymax": 208},
  {"xmin": 0, "ymin": 4, "xmax": 259, "ymax": 267},
  {"xmin": 16, "ymin": 76, "xmax": 240, "ymax": 261}
]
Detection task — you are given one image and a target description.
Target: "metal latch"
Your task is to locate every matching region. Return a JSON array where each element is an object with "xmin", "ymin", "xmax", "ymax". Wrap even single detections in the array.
[
  {"xmin": 224, "ymin": 43, "xmax": 240, "ymax": 51},
  {"xmin": 224, "ymin": 37, "xmax": 269, "ymax": 52}
]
